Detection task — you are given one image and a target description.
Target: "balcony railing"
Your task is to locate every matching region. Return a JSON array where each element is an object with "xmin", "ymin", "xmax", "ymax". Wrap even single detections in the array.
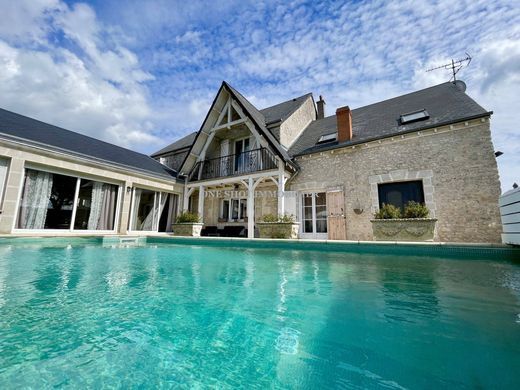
[{"xmin": 189, "ymin": 148, "xmax": 277, "ymax": 181}]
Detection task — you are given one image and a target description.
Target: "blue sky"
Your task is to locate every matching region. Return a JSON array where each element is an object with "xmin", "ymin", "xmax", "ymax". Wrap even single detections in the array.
[{"xmin": 0, "ymin": 0, "xmax": 518, "ymax": 190}]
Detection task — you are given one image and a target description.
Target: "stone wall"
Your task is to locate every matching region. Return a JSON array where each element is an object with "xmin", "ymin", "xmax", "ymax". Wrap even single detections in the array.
[
  {"xmin": 289, "ymin": 118, "xmax": 502, "ymax": 243},
  {"xmin": 159, "ymin": 150, "xmax": 188, "ymax": 172},
  {"xmin": 279, "ymin": 96, "xmax": 316, "ymax": 149}
]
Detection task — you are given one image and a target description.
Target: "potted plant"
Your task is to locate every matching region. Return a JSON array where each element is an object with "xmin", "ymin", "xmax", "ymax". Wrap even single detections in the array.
[
  {"xmin": 172, "ymin": 212, "xmax": 204, "ymax": 237},
  {"xmin": 256, "ymin": 214, "xmax": 300, "ymax": 239},
  {"xmin": 370, "ymin": 201, "xmax": 437, "ymax": 241}
]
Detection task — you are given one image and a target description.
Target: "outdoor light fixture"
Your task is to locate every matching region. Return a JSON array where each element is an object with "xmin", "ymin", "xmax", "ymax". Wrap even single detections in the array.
[
  {"xmin": 495, "ymin": 151, "xmax": 504, "ymax": 157},
  {"xmin": 126, "ymin": 186, "xmax": 132, "ymax": 193}
]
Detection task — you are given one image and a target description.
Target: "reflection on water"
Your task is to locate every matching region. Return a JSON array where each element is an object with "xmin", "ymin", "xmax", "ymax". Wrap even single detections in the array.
[
  {"xmin": 0, "ymin": 243, "xmax": 519, "ymax": 389},
  {"xmin": 379, "ymin": 261, "xmax": 440, "ymax": 323}
]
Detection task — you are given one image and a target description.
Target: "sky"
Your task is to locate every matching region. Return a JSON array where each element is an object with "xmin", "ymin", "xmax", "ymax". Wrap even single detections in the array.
[{"xmin": 0, "ymin": 0, "xmax": 518, "ymax": 191}]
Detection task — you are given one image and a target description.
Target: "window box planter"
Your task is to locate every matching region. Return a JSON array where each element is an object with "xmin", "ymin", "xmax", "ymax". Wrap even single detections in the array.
[
  {"xmin": 172, "ymin": 223, "xmax": 204, "ymax": 237},
  {"xmin": 256, "ymin": 222, "xmax": 300, "ymax": 239},
  {"xmin": 370, "ymin": 218, "xmax": 437, "ymax": 241}
]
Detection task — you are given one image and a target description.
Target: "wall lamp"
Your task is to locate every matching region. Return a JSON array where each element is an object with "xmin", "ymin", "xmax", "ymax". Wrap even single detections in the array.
[
  {"xmin": 126, "ymin": 186, "xmax": 132, "ymax": 193},
  {"xmin": 495, "ymin": 151, "xmax": 504, "ymax": 157}
]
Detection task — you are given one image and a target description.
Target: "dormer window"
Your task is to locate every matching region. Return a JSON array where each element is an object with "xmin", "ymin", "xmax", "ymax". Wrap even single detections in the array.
[
  {"xmin": 399, "ymin": 109, "xmax": 429, "ymax": 125},
  {"xmin": 316, "ymin": 133, "xmax": 337, "ymax": 144}
]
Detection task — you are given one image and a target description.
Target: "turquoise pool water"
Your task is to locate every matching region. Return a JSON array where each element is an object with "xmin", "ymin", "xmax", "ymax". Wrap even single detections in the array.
[{"xmin": 0, "ymin": 239, "xmax": 519, "ymax": 389}]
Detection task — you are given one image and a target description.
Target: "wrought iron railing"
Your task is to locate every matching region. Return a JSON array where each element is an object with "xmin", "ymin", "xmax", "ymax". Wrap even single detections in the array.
[{"xmin": 188, "ymin": 148, "xmax": 277, "ymax": 181}]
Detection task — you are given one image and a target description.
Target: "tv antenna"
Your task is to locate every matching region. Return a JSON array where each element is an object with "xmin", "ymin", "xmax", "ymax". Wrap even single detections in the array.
[{"xmin": 426, "ymin": 53, "xmax": 472, "ymax": 81}]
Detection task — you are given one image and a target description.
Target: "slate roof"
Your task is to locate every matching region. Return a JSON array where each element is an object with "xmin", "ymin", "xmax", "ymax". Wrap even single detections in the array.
[
  {"xmin": 260, "ymin": 93, "xmax": 313, "ymax": 125},
  {"xmin": 288, "ymin": 81, "xmax": 490, "ymax": 156},
  {"xmin": 0, "ymin": 108, "xmax": 177, "ymax": 180},
  {"xmin": 151, "ymin": 131, "xmax": 197, "ymax": 157}
]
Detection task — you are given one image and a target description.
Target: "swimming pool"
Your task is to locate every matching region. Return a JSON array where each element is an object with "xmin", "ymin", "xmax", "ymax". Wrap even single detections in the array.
[{"xmin": 0, "ymin": 237, "xmax": 519, "ymax": 388}]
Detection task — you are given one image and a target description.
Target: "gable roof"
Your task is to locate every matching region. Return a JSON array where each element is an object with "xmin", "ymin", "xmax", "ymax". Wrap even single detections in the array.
[
  {"xmin": 151, "ymin": 131, "xmax": 197, "ymax": 157},
  {"xmin": 156, "ymin": 92, "xmax": 313, "ymax": 162},
  {"xmin": 223, "ymin": 82, "xmax": 295, "ymax": 167},
  {"xmin": 289, "ymin": 81, "xmax": 491, "ymax": 156},
  {"xmin": 0, "ymin": 108, "xmax": 177, "ymax": 180}
]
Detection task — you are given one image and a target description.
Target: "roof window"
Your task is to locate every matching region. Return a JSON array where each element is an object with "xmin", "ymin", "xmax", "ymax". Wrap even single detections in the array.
[
  {"xmin": 399, "ymin": 109, "xmax": 429, "ymax": 125},
  {"xmin": 316, "ymin": 133, "xmax": 337, "ymax": 144}
]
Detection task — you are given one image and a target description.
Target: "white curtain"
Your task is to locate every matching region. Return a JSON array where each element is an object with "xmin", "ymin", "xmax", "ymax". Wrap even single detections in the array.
[
  {"xmin": 88, "ymin": 182, "xmax": 104, "ymax": 230},
  {"xmin": 87, "ymin": 182, "xmax": 117, "ymax": 230},
  {"xmin": 0, "ymin": 158, "xmax": 8, "ymax": 199},
  {"xmin": 131, "ymin": 188, "xmax": 142, "ymax": 230},
  {"xmin": 140, "ymin": 197, "xmax": 155, "ymax": 231},
  {"xmin": 18, "ymin": 170, "xmax": 53, "ymax": 229}
]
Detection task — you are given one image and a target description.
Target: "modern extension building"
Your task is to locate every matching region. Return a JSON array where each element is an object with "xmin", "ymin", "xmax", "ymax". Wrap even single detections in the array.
[{"xmin": 0, "ymin": 80, "xmax": 502, "ymax": 242}]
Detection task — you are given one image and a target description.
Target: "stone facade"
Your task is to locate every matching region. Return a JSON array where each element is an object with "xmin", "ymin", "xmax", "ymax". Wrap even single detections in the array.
[
  {"xmin": 278, "ymin": 96, "xmax": 316, "ymax": 148},
  {"xmin": 289, "ymin": 118, "xmax": 502, "ymax": 243},
  {"xmin": 159, "ymin": 150, "xmax": 189, "ymax": 172}
]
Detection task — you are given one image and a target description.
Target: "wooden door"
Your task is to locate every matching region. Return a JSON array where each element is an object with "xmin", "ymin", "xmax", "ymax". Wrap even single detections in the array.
[{"xmin": 326, "ymin": 190, "xmax": 347, "ymax": 240}]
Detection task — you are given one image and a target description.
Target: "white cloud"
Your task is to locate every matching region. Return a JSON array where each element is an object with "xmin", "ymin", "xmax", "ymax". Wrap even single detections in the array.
[
  {"xmin": 0, "ymin": 0, "xmax": 518, "ymax": 190},
  {"xmin": 0, "ymin": 0, "xmax": 161, "ymax": 150}
]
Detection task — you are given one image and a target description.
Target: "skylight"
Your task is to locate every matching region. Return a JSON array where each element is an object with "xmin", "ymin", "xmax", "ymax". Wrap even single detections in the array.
[
  {"xmin": 316, "ymin": 133, "xmax": 337, "ymax": 144},
  {"xmin": 399, "ymin": 109, "xmax": 429, "ymax": 125}
]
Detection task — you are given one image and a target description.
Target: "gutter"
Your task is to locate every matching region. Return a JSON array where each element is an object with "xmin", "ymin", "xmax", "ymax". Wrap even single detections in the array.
[{"xmin": 292, "ymin": 111, "xmax": 493, "ymax": 157}]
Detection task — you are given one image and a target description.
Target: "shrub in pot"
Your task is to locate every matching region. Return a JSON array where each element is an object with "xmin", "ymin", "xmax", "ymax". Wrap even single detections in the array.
[
  {"xmin": 257, "ymin": 214, "xmax": 299, "ymax": 239},
  {"xmin": 371, "ymin": 202, "xmax": 436, "ymax": 241},
  {"xmin": 172, "ymin": 212, "xmax": 204, "ymax": 237}
]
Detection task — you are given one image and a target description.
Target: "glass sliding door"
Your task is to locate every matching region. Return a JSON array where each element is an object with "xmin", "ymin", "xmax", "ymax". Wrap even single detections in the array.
[
  {"xmin": 17, "ymin": 169, "xmax": 76, "ymax": 229},
  {"xmin": 130, "ymin": 189, "xmax": 178, "ymax": 232},
  {"xmin": 74, "ymin": 180, "xmax": 119, "ymax": 230},
  {"xmin": 16, "ymin": 168, "xmax": 120, "ymax": 231},
  {"xmin": 300, "ymin": 192, "xmax": 328, "ymax": 239}
]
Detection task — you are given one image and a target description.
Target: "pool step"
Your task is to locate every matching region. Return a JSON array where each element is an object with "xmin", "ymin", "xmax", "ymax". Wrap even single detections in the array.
[{"xmin": 102, "ymin": 236, "xmax": 146, "ymax": 247}]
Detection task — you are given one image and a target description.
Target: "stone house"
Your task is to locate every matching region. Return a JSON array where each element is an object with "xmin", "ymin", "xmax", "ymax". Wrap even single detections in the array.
[
  {"xmin": 153, "ymin": 80, "xmax": 501, "ymax": 242},
  {"xmin": 0, "ymin": 80, "xmax": 502, "ymax": 242}
]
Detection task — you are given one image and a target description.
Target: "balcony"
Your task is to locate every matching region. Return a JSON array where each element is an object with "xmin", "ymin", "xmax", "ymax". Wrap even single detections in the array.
[{"xmin": 188, "ymin": 148, "xmax": 277, "ymax": 181}]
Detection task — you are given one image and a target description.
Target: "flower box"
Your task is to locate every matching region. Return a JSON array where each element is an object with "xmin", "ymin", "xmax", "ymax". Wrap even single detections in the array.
[
  {"xmin": 172, "ymin": 223, "xmax": 204, "ymax": 237},
  {"xmin": 256, "ymin": 222, "xmax": 300, "ymax": 239},
  {"xmin": 370, "ymin": 218, "xmax": 437, "ymax": 241}
]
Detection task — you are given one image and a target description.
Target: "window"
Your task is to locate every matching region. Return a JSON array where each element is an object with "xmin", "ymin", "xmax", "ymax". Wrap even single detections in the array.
[
  {"xmin": 0, "ymin": 157, "xmax": 9, "ymax": 208},
  {"xmin": 16, "ymin": 168, "xmax": 120, "ymax": 231},
  {"xmin": 234, "ymin": 138, "xmax": 250, "ymax": 172},
  {"xmin": 378, "ymin": 181, "xmax": 425, "ymax": 210},
  {"xmin": 130, "ymin": 189, "xmax": 178, "ymax": 232},
  {"xmin": 220, "ymin": 198, "xmax": 247, "ymax": 221},
  {"xmin": 316, "ymin": 133, "xmax": 336, "ymax": 144},
  {"xmin": 399, "ymin": 109, "xmax": 429, "ymax": 125},
  {"xmin": 302, "ymin": 192, "xmax": 327, "ymax": 235}
]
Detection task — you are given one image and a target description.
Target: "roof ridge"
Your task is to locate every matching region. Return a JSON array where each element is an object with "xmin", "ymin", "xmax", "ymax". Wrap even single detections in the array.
[
  {"xmin": 260, "ymin": 92, "xmax": 313, "ymax": 111},
  {"xmin": 0, "ymin": 107, "xmax": 156, "ymax": 160}
]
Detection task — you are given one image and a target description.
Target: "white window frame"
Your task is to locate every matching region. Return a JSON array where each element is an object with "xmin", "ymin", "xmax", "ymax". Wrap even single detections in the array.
[
  {"xmin": 128, "ymin": 188, "xmax": 180, "ymax": 233},
  {"xmin": 299, "ymin": 191, "xmax": 328, "ymax": 240},
  {"xmin": 220, "ymin": 197, "xmax": 247, "ymax": 222},
  {"xmin": 233, "ymin": 136, "xmax": 251, "ymax": 173},
  {"xmin": 0, "ymin": 157, "xmax": 10, "ymax": 211},
  {"xmin": 12, "ymin": 165, "xmax": 122, "ymax": 234}
]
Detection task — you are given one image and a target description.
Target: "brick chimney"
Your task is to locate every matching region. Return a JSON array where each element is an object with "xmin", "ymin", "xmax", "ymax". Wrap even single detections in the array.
[
  {"xmin": 336, "ymin": 106, "xmax": 352, "ymax": 142},
  {"xmin": 317, "ymin": 95, "xmax": 326, "ymax": 119}
]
